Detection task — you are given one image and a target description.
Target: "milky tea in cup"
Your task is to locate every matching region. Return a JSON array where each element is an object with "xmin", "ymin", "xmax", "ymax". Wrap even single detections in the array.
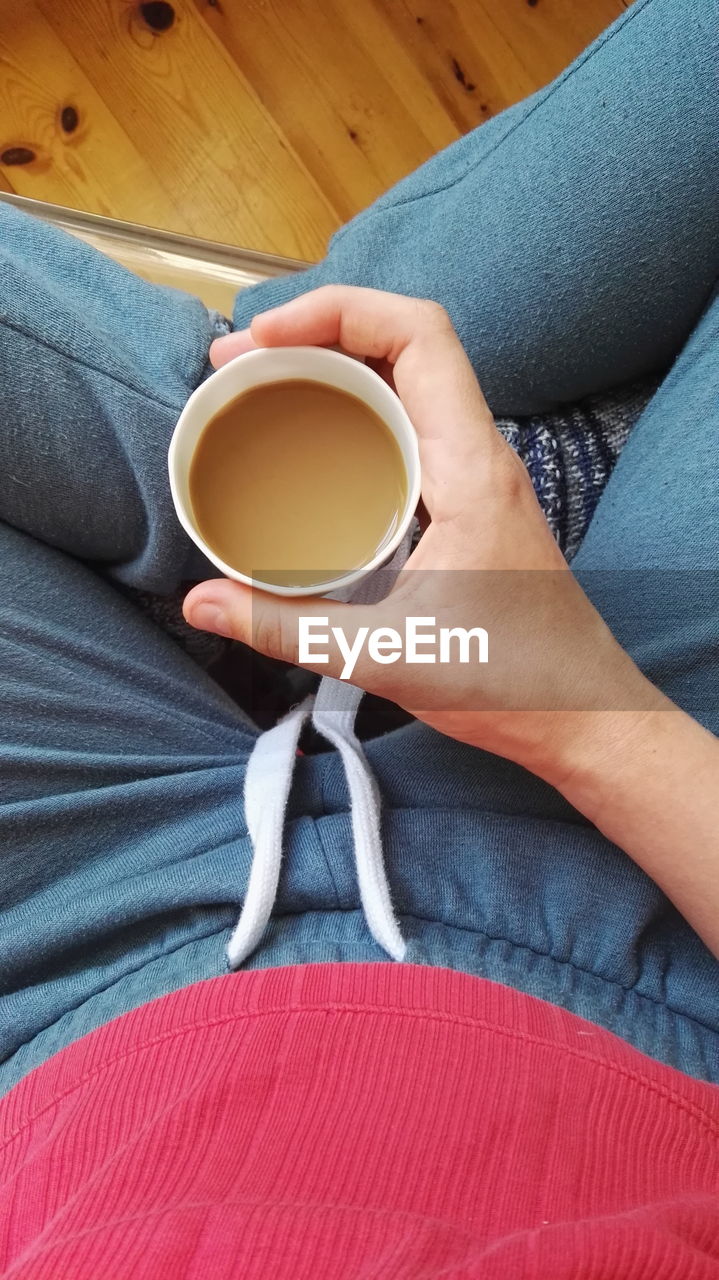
[{"xmin": 168, "ymin": 347, "xmax": 421, "ymax": 597}]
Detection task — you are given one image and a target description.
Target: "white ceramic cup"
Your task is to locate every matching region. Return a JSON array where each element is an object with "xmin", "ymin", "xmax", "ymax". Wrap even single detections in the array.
[{"xmin": 168, "ymin": 345, "xmax": 421, "ymax": 597}]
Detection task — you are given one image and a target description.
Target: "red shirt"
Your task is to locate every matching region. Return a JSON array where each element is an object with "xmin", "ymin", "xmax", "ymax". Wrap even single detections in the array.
[{"xmin": 1, "ymin": 963, "xmax": 717, "ymax": 1277}]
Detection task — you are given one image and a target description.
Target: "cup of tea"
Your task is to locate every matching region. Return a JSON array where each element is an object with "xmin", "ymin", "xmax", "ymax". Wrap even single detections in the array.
[{"xmin": 168, "ymin": 345, "xmax": 421, "ymax": 597}]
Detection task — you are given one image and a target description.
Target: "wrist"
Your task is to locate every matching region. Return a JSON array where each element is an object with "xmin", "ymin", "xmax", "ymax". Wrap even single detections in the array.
[
  {"xmin": 539, "ymin": 702, "xmax": 676, "ymax": 822},
  {"xmin": 513, "ymin": 632, "xmax": 670, "ymax": 802}
]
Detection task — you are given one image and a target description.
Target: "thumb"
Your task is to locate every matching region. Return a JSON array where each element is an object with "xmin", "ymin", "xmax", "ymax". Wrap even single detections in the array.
[{"xmin": 183, "ymin": 579, "xmax": 383, "ymax": 688}]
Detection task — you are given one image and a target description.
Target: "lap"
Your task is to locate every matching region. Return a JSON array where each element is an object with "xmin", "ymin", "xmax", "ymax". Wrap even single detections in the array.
[{"xmin": 1, "ymin": 518, "xmax": 717, "ymax": 1095}]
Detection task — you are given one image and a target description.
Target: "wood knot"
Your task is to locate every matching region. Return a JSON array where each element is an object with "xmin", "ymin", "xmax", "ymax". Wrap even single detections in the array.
[
  {"xmin": 1, "ymin": 146, "xmax": 36, "ymax": 166},
  {"xmin": 60, "ymin": 105, "xmax": 79, "ymax": 134},
  {"xmin": 451, "ymin": 57, "xmax": 475, "ymax": 92},
  {"xmin": 139, "ymin": 1, "xmax": 175, "ymax": 32}
]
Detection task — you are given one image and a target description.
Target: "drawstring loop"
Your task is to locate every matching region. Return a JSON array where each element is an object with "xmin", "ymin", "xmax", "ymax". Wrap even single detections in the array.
[{"xmin": 227, "ymin": 532, "xmax": 413, "ymax": 970}]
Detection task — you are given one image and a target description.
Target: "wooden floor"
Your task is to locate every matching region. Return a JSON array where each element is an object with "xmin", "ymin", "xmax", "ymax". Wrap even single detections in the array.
[{"xmin": 0, "ymin": 0, "xmax": 627, "ymax": 262}]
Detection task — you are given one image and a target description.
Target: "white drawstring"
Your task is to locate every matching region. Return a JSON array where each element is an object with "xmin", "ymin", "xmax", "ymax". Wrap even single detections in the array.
[
  {"xmin": 227, "ymin": 534, "xmax": 413, "ymax": 970},
  {"xmin": 226, "ymin": 696, "xmax": 313, "ymax": 968},
  {"xmin": 311, "ymin": 677, "xmax": 406, "ymax": 961}
]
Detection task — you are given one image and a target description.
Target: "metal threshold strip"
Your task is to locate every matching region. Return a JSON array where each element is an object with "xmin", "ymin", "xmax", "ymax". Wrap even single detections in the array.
[{"xmin": 0, "ymin": 192, "xmax": 305, "ymax": 313}]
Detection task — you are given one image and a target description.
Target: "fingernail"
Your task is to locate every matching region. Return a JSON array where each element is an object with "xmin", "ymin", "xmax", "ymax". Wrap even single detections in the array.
[{"xmin": 189, "ymin": 603, "xmax": 232, "ymax": 637}]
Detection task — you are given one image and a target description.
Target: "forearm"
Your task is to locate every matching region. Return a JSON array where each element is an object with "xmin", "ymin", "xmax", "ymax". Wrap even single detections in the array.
[{"xmin": 549, "ymin": 707, "xmax": 719, "ymax": 959}]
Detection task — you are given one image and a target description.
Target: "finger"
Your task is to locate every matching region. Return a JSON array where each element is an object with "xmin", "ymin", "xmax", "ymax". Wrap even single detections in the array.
[
  {"xmin": 250, "ymin": 286, "xmax": 497, "ymax": 446},
  {"xmin": 183, "ymin": 579, "xmax": 385, "ymax": 690},
  {"xmin": 209, "ymin": 329, "xmax": 258, "ymax": 369}
]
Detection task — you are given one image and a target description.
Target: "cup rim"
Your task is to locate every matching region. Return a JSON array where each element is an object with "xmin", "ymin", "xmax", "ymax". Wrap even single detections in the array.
[{"xmin": 168, "ymin": 345, "xmax": 422, "ymax": 598}]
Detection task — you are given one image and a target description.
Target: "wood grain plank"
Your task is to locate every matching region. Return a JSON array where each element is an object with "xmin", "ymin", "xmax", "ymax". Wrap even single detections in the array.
[
  {"xmin": 38, "ymin": 0, "xmax": 339, "ymax": 259},
  {"xmin": 322, "ymin": 0, "xmax": 476, "ymax": 152},
  {"xmin": 370, "ymin": 0, "xmax": 537, "ymax": 132},
  {"xmin": 196, "ymin": 0, "xmax": 458, "ymax": 225},
  {"xmin": 477, "ymin": 0, "xmax": 626, "ymax": 88},
  {"xmin": 0, "ymin": 4, "xmax": 184, "ymax": 225}
]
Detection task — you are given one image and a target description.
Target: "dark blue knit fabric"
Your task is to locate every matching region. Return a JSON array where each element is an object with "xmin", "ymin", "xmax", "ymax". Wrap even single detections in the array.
[{"xmin": 497, "ymin": 378, "xmax": 658, "ymax": 561}]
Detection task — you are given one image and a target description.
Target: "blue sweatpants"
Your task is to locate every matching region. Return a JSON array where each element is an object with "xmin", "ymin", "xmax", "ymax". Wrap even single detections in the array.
[{"xmin": 0, "ymin": 0, "xmax": 717, "ymax": 1094}]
